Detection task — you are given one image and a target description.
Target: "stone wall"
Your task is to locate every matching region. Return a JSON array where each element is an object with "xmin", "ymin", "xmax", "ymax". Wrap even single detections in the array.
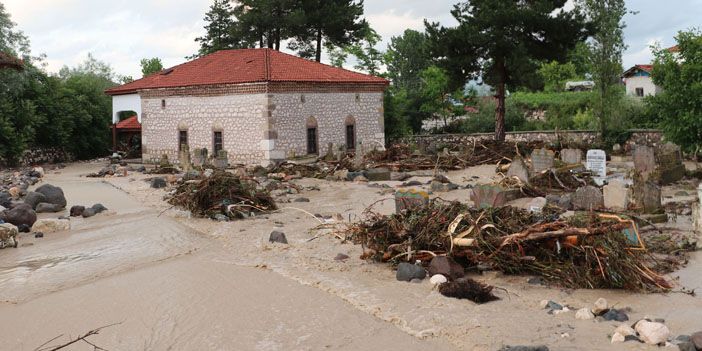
[
  {"xmin": 270, "ymin": 92, "xmax": 385, "ymax": 158},
  {"xmin": 0, "ymin": 148, "xmax": 74, "ymax": 167},
  {"xmin": 399, "ymin": 129, "xmax": 665, "ymax": 149},
  {"xmin": 140, "ymin": 93, "xmax": 266, "ymax": 165}
]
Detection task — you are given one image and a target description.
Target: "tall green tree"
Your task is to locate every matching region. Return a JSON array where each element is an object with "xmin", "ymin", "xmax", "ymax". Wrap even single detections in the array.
[
  {"xmin": 288, "ymin": 0, "xmax": 366, "ymax": 62},
  {"xmin": 419, "ymin": 66, "xmax": 475, "ymax": 129},
  {"xmin": 325, "ymin": 43, "xmax": 348, "ymax": 67},
  {"xmin": 538, "ymin": 61, "xmax": 579, "ymax": 92},
  {"xmin": 385, "ymin": 29, "xmax": 432, "ymax": 91},
  {"xmin": 426, "ymin": 1, "xmax": 588, "ymax": 141},
  {"xmin": 233, "ymin": 0, "xmax": 304, "ymax": 50},
  {"xmin": 647, "ymin": 29, "xmax": 702, "ymax": 153},
  {"xmin": 344, "ymin": 25, "xmax": 384, "ymax": 75},
  {"xmin": 191, "ymin": 0, "xmax": 249, "ymax": 58},
  {"xmin": 140, "ymin": 57, "xmax": 163, "ymax": 77},
  {"xmin": 576, "ymin": 0, "xmax": 627, "ymax": 141}
]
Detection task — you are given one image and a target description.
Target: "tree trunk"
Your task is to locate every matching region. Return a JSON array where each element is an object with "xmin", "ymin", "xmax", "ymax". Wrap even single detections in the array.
[
  {"xmin": 315, "ymin": 29, "xmax": 323, "ymax": 62},
  {"xmin": 494, "ymin": 59, "xmax": 507, "ymax": 142},
  {"xmin": 275, "ymin": 27, "xmax": 280, "ymax": 50}
]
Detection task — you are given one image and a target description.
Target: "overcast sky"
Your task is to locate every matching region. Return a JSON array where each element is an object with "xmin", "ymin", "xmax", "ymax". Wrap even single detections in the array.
[{"xmin": 3, "ymin": 0, "xmax": 701, "ymax": 79}]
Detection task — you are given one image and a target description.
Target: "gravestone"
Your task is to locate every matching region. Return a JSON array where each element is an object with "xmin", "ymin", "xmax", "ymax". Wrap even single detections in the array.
[
  {"xmin": 288, "ymin": 149, "xmax": 296, "ymax": 160},
  {"xmin": 560, "ymin": 149, "xmax": 583, "ymax": 165},
  {"xmin": 527, "ymin": 197, "xmax": 547, "ymax": 214},
  {"xmin": 395, "ymin": 189, "xmax": 429, "ymax": 213},
  {"xmin": 428, "ymin": 141, "xmax": 437, "ymax": 154},
  {"xmin": 353, "ymin": 141, "xmax": 364, "ymax": 169},
  {"xmin": 159, "ymin": 154, "xmax": 170, "ymax": 167},
  {"xmin": 603, "ymin": 179, "xmax": 629, "ymax": 210},
  {"xmin": 621, "ymin": 220, "xmax": 640, "ymax": 245},
  {"xmin": 325, "ymin": 142, "xmax": 334, "ymax": 161},
  {"xmin": 336, "ymin": 144, "xmax": 346, "ymax": 161},
  {"xmin": 632, "ymin": 145, "xmax": 656, "ymax": 180},
  {"xmin": 531, "ymin": 149, "xmax": 555, "ymax": 173},
  {"xmin": 367, "ymin": 167, "xmax": 391, "ymax": 181},
  {"xmin": 179, "ymin": 144, "xmax": 192, "ymax": 171},
  {"xmin": 506, "ymin": 156, "xmax": 530, "ymax": 184},
  {"xmin": 586, "ymin": 149, "xmax": 606, "ymax": 178},
  {"xmin": 658, "ymin": 143, "xmax": 685, "ymax": 184},
  {"xmin": 192, "ymin": 148, "xmax": 205, "ymax": 167},
  {"xmin": 573, "ymin": 185, "xmax": 604, "ymax": 210},
  {"xmin": 641, "ymin": 181, "xmax": 662, "ymax": 214},
  {"xmin": 470, "ymin": 184, "xmax": 508, "ymax": 208},
  {"xmin": 214, "ymin": 150, "xmax": 228, "ymax": 168},
  {"xmin": 418, "ymin": 139, "xmax": 427, "ymax": 154}
]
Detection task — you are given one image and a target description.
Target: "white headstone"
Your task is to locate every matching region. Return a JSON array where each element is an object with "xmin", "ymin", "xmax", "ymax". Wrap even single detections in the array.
[{"xmin": 586, "ymin": 149, "xmax": 606, "ymax": 185}]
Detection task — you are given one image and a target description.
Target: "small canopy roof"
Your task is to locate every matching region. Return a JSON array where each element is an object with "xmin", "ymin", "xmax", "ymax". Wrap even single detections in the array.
[
  {"xmin": 0, "ymin": 52, "xmax": 24, "ymax": 71},
  {"xmin": 621, "ymin": 64, "xmax": 653, "ymax": 78},
  {"xmin": 110, "ymin": 115, "xmax": 141, "ymax": 131}
]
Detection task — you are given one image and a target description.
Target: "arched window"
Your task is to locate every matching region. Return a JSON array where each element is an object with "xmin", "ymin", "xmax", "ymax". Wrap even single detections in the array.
[
  {"xmin": 345, "ymin": 115, "xmax": 356, "ymax": 150},
  {"xmin": 306, "ymin": 116, "xmax": 318, "ymax": 155}
]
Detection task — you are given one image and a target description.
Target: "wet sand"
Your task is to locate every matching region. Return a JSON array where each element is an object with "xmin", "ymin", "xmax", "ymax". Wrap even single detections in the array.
[{"xmin": 0, "ymin": 162, "xmax": 700, "ymax": 350}]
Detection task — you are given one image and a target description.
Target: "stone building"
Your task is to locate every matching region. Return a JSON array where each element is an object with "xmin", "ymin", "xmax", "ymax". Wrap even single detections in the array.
[{"xmin": 105, "ymin": 48, "xmax": 389, "ymax": 166}]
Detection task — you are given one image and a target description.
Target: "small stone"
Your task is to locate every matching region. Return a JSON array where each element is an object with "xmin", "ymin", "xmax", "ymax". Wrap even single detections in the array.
[
  {"xmin": 269, "ymin": 231, "xmax": 288, "ymax": 244},
  {"xmin": 498, "ymin": 346, "xmax": 549, "ymax": 351},
  {"xmin": 32, "ymin": 219, "xmax": 70, "ymax": 233},
  {"xmin": 527, "ymin": 277, "xmax": 542, "ymax": 285},
  {"xmin": 70, "ymin": 205, "xmax": 85, "ymax": 217},
  {"xmin": 17, "ymin": 224, "xmax": 30, "ymax": 233},
  {"xmin": 614, "ymin": 323, "xmax": 636, "ymax": 337},
  {"xmin": 635, "ymin": 320, "xmax": 672, "ymax": 345},
  {"xmin": 34, "ymin": 232, "xmax": 43, "ymax": 238},
  {"xmin": 676, "ymin": 335, "xmax": 691, "ymax": 342},
  {"xmin": 676, "ymin": 342, "xmax": 696, "ymax": 351},
  {"xmin": 396, "ymin": 262, "xmax": 426, "ymax": 282},
  {"xmin": 92, "ymin": 203, "xmax": 108, "ymax": 213},
  {"xmin": 430, "ymin": 274, "xmax": 448, "ymax": 285},
  {"xmin": 352, "ymin": 175, "xmax": 368, "ymax": 183},
  {"xmin": 593, "ymin": 297, "xmax": 608, "ymax": 315},
  {"xmin": 675, "ymin": 191, "xmax": 689, "ymax": 196},
  {"xmin": 213, "ymin": 214, "xmax": 228, "ymax": 222},
  {"xmin": 603, "ymin": 308, "xmax": 628, "ymax": 322},
  {"xmin": 547, "ymin": 301, "xmax": 563, "ymax": 310},
  {"xmin": 81, "ymin": 208, "xmax": 96, "ymax": 218},
  {"xmin": 575, "ymin": 308, "xmax": 594, "ymax": 320},
  {"xmin": 8, "ymin": 187, "xmax": 19, "ymax": 197},
  {"xmin": 293, "ymin": 197, "xmax": 310, "ymax": 202},
  {"xmin": 545, "ymin": 194, "xmax": 560, "ymax": 205},
  {"xmin": 334, "ymin": 253, "xmax": 349, "ymax": 261},
  {"xmin": 428, "ymin": 256, "xmax": 465, "ymax": 280},
  {"xmin": 151, "ymin": 177, "xmax": 167, "ymax": 188},
  {"xmin": 611, "ymin": 332, "xmax": 626, "ymax": 343}
]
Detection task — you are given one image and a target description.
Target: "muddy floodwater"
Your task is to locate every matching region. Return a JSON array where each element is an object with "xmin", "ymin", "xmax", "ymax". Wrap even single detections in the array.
[{"xmin": 0, "ymin": 162, "xmax": 699, "ymax": 350}]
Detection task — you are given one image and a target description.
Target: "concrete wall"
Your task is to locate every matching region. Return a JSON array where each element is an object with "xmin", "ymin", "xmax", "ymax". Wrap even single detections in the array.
[
  {"xmin": 140, "ymin": 93, "xmax": 266, "ymax": 165},
  {"xmin": 626, "ymin": 76, "xmax": 662, "ymax": 97},
  {"xmin": 269, "ymin": 92, "xmax": 385, "ymax": 158}
]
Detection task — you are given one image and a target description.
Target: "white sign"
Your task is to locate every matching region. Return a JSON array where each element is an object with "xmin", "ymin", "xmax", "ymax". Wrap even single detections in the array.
[{"xmin": 586, "ymin": 149, "xmax": 607, "ymax": 182}]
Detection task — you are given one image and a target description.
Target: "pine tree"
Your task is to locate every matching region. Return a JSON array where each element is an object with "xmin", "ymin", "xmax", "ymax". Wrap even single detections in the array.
[
  {"xmin": 426, "ymin": 1, "xmax": 588, "ymax": 141},
  {"xmin": 191, "ymin": 0, "xmax": 250, "ymax": 58}
]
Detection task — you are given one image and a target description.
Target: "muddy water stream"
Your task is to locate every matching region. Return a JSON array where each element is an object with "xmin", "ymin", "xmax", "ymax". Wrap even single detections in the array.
[{"xmin": 0, "ymin": 162, "xmax": 699, "ymax": 350}]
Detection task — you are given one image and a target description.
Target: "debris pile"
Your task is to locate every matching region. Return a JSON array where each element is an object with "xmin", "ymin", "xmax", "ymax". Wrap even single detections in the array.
[
  {"xmin": 168, "ymin": 171, "xmax": 277, "ymax": 220},
  {"xmin": 347, "ymin": 200, "xmax": 692, "ymax": 292}
]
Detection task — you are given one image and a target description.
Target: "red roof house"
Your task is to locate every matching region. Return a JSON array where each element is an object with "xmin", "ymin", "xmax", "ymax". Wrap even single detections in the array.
[
  {"xmin": 105, "ymin": 49, "xmax": 389, "ymax": 166},
  {"xmin": 0, "ymin": 52, "xmax": 24, "ymax": 71}
]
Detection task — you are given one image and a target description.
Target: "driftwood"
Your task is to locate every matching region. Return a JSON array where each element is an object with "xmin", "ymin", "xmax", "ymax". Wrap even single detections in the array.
[{"xmin": 35, "ymin": 322, "xmax": 121, "ymax": 351}]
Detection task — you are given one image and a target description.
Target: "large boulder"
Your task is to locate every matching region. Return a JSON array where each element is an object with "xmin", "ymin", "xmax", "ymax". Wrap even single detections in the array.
[
  {"xmin": 35, "ymin": 202, "xmax": 64, "ymax": 213},
  {"xmin": 5, "ymin": 203, "xmax": 37, "ymax": 227},
  {"xmin": 35, "ymin": 184, "xmax": 67, "ymax": 208},
  {"xmin": 635, "ymin": 320, "xmax": 671, "ymax": 345},
  {"xmin": 0, "ymin": 223, "xmax": 18, "ymax": 248},
  {"xmin": 24, "ymin": 191, "xmax": 46, "ymax": 210},
  {"xmin": 32, "ymin": 218, "xmax": 71, "ymax": 234}
]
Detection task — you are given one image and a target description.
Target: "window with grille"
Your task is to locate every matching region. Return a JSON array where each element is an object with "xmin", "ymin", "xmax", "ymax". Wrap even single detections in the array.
[
  {"xmin": 178, "ymin": 130, "xmax": 187, "ymax": 151},
  {"xmin": 307, "ymin": 128, "xmax": 317, "ymax": 154},
  {"xmin": 213, "ymin": 131, "xmax": 223, "ymax": 154},
  {"xmin": 346, "ymin": 124, "xmax": 355, "ymax": 150}
]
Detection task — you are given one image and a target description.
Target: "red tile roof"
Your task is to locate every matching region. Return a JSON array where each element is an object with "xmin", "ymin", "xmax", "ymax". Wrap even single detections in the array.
[
  {"xmin": 105, "ymin": 48, "xmax": 388, "ymax": 95},
  {"xmin": 622, "ymin": 64, "xmax": 653, "ymax": 77},
  {"xmin": 636, "ymin": 64, "xmax": 653, "ymax": 73},
  {"xmin": 667, "ymin": 45, "xmax": 680, "ymax": 52},
  {"xmin": 0, "ymin": 52, "xmax": 24, "ymax": 71},
  {"xmin": 110, "ymin": 115, "xmax": 141, "ymax": 130}
]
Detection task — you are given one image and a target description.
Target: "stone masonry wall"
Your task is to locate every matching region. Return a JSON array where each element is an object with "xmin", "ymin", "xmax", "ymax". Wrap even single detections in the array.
[
  {"xmin": 270, "ymin": 92, "xmax": 385, "ymax": 158},
  {"xmin": 399, "ymin": 129, "xmax": 665, "ymax": 150},
  {"xmin": 141, "ymin": 93, "xmax": 266, "ymax": 165}
]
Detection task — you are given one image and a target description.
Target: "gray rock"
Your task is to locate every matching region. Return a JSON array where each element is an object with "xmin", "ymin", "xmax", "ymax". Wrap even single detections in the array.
[
  {"xmin": 5, "ymin": 203, "xmax": 37, "ymax": 227},
  {"xmin": 91, "ymin": 203, "xmax": 108, "ymax": 213},
  {"xmin": 573, "ymin": 185, "xmax": 604, "ymax": 210},
  {"xmin": 602, "ymin": 308, "xmax": 628, "ymax": 322},
  {"xmin": 428, "ymin": 256, "xmax": 465, "ymax": 280},
  {"xmin": 545, "ymin": 194, "xmax": 561, "ymax": 205},
  {"xmin": 70, "ymin": 205, "xmax": 85, "ymax": 217},
  {"xmin": 24, "ymin": 191, "xmax": 46, "ymax": 210},
  {"xmin": 34, "ymin": 232, "xmax": 43, "ymax": 238},
  {"xmin": 676, "ymin": 335, "xmax": 691, "ymax": 342},
  {"xmin": 81, "ymin": 208, "xmax": 96, "ymax": 218},
  {"xmin": 151, "ymin": 177, "xmax": 167, "ymax": 188},
  {"xmin": 0, "ymin": 192, "xmax": 11, "ymax": 208},
  {"xmin": 269, "ymin": 231, "xmax": 288, "ymax": 244},
  {"xmin": 675, "ymin": 191, "xmax": 689, "ymax": 197},
  {"xmin": 334, "ymin": 253, "xmax": 349, "ymax": 261},
  {"xmin": 527, "ymin": 277, "xmax": 542, "ymax": 285},
  {"xmin": 396, "ymin": 262, "xmax": 426, "ymax": 282},
  {"xmin": 17, "ymin": 224, "xmax": 30, "ymax": 233},
  {"xmin": 546, "ymin": 301, "xmax": 563, "ymax": 310},
  {"xmin": 293, "ymin": 198, "xmax": 310, "ymax": 202},
  {"xmin": 213, "ymin": 214, "xmax": 229, "ymax": 222},
  {"xmin": 677, "ymin": 342, "xmax": 696, "ymax": 351},
  {"xmin": 35, "ymin": 184, "xmax": 67, "ymax": 208},
  {"xmin": 35, "ymin": 202, "xmax": 63, "ymax": 213}
]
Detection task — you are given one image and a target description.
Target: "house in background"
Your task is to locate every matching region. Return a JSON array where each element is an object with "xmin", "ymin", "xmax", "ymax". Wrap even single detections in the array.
[
  {"xmin": 621, "ymin": 45, "xmax": 679, "ymax": 98},
  {"xmin": 105, "ymin": 48, "xmax": 388, "ymax": 166},
  {"xmin": 0, "ymin": 52, "xmax": 24, "ymax": 71}
]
